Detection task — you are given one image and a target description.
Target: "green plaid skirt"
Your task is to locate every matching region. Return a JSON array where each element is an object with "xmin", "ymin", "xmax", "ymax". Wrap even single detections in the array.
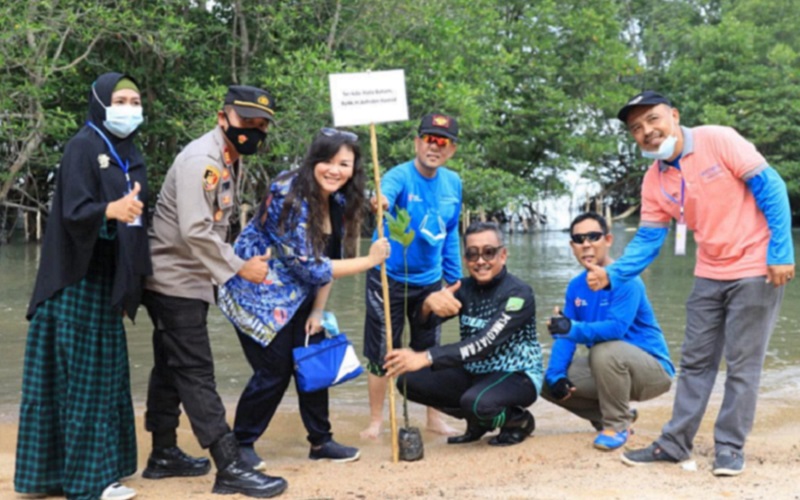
[{"xmin": 15, "ymin": 242, "xmax": 137, "ymax": 500}]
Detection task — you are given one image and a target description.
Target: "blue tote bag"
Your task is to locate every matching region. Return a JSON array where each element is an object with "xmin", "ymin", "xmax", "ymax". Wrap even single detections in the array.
[{"xmin": 293, "ymin": 312, "xmax": 363, "ymax": 393}]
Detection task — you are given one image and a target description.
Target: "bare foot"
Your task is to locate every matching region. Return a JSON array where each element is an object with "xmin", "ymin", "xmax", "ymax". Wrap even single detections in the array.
[
  {"xmin": 360, "ymin": 421, "xmax": 383, "ymax": 439},
  {"xmin": 426, "ymin": 418, "xmax": 460, "ymax": 436}
]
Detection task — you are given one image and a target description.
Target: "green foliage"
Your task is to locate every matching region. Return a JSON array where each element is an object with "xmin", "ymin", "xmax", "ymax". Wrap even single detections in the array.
[
  {"xmin": 383, "ymin": 206, "xmax": 415, "ymax": 425},
  {"xmin": 2, "ymin": 0, "xmax": 798, "ymax": 227},
  {"xmin": 617, "ymin": 0, "xmax": 800, "ymax": 215},
  {"xmin": 384, "ymin": 209, "xmax": 415, "ymax": 248}
]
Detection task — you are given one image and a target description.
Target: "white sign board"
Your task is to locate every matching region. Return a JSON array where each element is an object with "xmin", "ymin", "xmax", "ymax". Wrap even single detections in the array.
[{"xmin": 329, "ymin": 69, "xmax": 409, "ymax": 127}]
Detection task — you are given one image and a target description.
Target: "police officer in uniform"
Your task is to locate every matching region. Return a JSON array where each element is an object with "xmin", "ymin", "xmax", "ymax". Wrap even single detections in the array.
[{"xmin": 142, "ymin": 85, "xmax": 287, "ymax": 498}]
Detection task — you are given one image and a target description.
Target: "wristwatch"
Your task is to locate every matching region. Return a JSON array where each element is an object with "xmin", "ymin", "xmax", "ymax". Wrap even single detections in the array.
[{"xmin": 425, "ymin": 350, "xmax": 433, "ymax": 365}]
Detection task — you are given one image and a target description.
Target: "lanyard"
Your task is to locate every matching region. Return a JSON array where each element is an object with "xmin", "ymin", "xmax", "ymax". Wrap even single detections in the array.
[
  {"xmin": 658, "ymin": 157, "xmax": 685, "ymax": 223},
  {"xmin": 86, "ymin": 122, "xmax": 131, "ymax": 190}
]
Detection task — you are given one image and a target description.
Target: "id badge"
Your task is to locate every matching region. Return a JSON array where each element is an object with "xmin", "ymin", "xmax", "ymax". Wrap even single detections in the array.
[{"xmin": 675, "ymin": 221, "xmax": 687, "ymax": 256}]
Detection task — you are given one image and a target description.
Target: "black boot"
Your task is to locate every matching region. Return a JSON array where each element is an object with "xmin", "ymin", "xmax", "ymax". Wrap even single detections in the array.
[
  {"xmin": 210, "ymin": 433, "xmax": 288, "ymax": 498},
  {"xmin": 488, "ymin": 409, "xmax": 535, "ymax": 447},
  {"xmin": 143, "ymin": 446, "xmax": 212, "ymax": 479},
  {"xmin": 447, "ymin": 420, "xmax": 489, "ymax": 444}
]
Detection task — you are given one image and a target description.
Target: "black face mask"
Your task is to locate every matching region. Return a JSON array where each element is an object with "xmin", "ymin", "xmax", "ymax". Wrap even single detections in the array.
[{"xmin": 223, "ymin": 113, "xmax": 267, "ymax": 156}]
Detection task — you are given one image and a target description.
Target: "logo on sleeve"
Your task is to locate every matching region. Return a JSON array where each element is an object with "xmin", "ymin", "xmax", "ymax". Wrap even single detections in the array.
[
  {"xmin": 203, "ymin": 166, "xmax": 221, "ymax": 191},
  {"xmin": 505, "ymin": 297, "xmax": 525, "ymax": 312}
]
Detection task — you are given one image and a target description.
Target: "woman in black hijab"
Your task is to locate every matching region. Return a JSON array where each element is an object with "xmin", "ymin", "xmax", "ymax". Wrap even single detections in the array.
[{"xmin": 15, "ymin": 72, "xmax": 151, "ymax": 500}]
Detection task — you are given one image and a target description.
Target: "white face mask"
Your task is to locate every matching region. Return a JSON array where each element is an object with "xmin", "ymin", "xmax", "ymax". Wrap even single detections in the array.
[
  {"xmin": 92, "ymin": 85, "xmax": 144, "ymax": 138},
  {"xmin": 104, "ymin": 105, "xmax": 144, "ymax": 138},
  {"xmin": 641, "ymin": 134, "xmax": 678, "ymax": 160}
]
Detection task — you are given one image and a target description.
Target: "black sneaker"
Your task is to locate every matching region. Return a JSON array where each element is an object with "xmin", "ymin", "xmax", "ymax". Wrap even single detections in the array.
[
  {"xmin": 309, "ymin": 440, "xmax": 360, "ymax": 463},
  {"xmin": 712, "ymin": 451, "xmax": 745, "ymax": 477},
  {"xmin": 240, "ymin": 446, "xmax": 267, "ymax": 472},
  {"xmin": 142, "ymin": 446, "xmax": 212, "ymax": 479},
  {"xmin": 621, "ymin": 443, "xmax": 680, "ymax": 467},
  {"xmin": 488, "ymin": 410, "xmax": 535, "ymax": 447},
  {"xmin": 213, "ymin": 460, "xmax": 288, "ymax": 498},
  {"xmin": 447, "ymin": 422, "xmax": 489, "ymax": 444}
]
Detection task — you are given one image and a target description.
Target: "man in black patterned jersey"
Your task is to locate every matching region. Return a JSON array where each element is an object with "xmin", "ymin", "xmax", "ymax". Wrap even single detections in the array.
[{"xmin": 385, "ymin": 222, "xmax": 543, "ymax": 446}]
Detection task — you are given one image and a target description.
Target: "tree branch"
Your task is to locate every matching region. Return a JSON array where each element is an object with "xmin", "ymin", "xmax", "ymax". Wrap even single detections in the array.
[
  {"xmin": 231, "ymin": 1, "xmax": 239, "ymax": 84},
  {"xmin": 326, "ymin": 0, "xmax": 342, "ymax": 55},
  {"xmin": 51, "ymin": 32, "xmax": 102, "ymax": 73},
  {"xmin": 236, "ymin": 0, "xmax": 250, "ymax": 83},
  {"xmin": 0, "ymin": 128, "xmax": 43, "ymax": 203},
  {"xmin": 50, "ymin": 26, "xmax": 72, "ymax": 67},
  {"xmin": 12, "ymin": 183, "xmax": 49, "ymax": 212},
  {"xmin": 1, "ymin": 201, "xmax": 41, "ymax": 213}
]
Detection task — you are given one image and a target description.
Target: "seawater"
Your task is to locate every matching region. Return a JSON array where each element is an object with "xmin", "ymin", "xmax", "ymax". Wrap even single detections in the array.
[{"xmin": 1, "ymin": 226, "xmax": 798, "ymax": 418}]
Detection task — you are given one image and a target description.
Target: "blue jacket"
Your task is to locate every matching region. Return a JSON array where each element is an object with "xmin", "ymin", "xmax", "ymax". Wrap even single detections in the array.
[
  {"xmin": 373, "ymin": 160, "xmax": 462, "ymax": 286},
  {"xmin": 218, "ymin": 173, "xmax": 342, "ymax": 346},
  {"xmin": 545, "ymin": 270, "xmax": 675, "ymax": 386}
]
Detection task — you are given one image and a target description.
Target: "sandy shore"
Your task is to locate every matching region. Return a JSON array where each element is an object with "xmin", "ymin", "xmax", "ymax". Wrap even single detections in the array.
[{"xmin": 2, "ymin": 382, "xmax": 799, "ymax": 500}]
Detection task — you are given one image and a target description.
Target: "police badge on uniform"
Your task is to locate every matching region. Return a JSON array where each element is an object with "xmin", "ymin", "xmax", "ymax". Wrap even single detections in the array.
[{"xmin": 203, "ymin": 165, "xmax": 221, "ymax": 191}]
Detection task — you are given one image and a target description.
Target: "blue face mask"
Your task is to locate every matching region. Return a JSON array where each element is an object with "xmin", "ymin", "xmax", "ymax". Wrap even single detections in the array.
[
  {"xmin": 104, "ymin": 105, "xmax": 144, "ymax": 138},
  {"xmin": 92, "ymin": 85, "xmax": 144, "ymax": 138}
]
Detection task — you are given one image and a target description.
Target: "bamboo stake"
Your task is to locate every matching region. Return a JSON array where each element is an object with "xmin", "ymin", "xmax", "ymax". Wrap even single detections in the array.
[{"xmin": 369, "ymin": 122, "xmax": 399, "ymax": 463}]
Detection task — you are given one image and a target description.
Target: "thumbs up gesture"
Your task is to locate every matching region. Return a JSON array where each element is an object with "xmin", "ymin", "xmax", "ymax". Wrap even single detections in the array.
[
  {"xmin": 424, "ymin": 280, "xmax": 462, "ymax": 317},
  {"xmin": 445, "ymin": 280, "xmax": 462, "ymax": 295},
  {"xmin": 106, "ymin": 181, "xmax": 144, "ymax": 224},
  {"xmin": 585, "ymin": 262, "xmax": 609, "ymax": 291},
  {"xmin": 238, "ymin": 248, "xmax": 272, "ymax": 284}
]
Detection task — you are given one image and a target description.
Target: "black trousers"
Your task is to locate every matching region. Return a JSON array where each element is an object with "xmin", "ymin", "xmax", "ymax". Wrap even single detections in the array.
[
  {"xmin": 362, "ymin": 268, "xmax": 441, "ymax": 371},
  {"xmin": 399, "ymin": 367, "xmax": 537, "ymax": 429},
  {"xmin": 233, "ymin": 296, "xmax": 332, "ymax": 447},
  {"xmin": 142, "ymin": 290, "xmax": 231, "ymax": 449}
]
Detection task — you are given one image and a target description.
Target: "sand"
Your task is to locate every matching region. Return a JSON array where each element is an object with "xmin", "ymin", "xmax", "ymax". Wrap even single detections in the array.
[{"xmin": 2, "ymin": 380, "xmax": 800, "ymax": 500}]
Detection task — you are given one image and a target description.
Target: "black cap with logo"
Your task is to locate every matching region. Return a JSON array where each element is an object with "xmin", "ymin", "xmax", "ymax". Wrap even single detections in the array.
[
  {"xmin": 224, "ymin": 85, "xmax": 276, "ymax": 123},
  {"xmin": 418, "ymin": 113, "xmax": 459, "ymax": 142},
  {"xmin": 617, "ymin": 90, "xmax": 672, "ymax": 123}
]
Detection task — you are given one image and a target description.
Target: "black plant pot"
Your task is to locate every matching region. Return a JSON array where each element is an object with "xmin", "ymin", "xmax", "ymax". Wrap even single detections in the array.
[{"xmin": 398, "ymin": 426, "xmax": 424, "ymax": 461}]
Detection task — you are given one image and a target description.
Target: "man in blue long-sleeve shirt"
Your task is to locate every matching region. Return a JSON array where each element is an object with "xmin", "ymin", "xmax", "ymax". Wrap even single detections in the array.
[
  {"xmin": 543, "ymin": 213, "xmax": 674, "ymax": 451},
  {"xmin": 361, "ymin": 113, "xmax": 463, "ymax": 439},
  {"xmin": 588, "ymin": 91, "xmax": 795, "ymax": 476}
]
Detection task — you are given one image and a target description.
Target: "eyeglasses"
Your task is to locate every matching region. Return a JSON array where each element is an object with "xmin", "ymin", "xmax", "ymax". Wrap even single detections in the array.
[
  {"xmin": 465, "ymin": 245, "xmax": 504, "ymax": 262},
  {"xmin": 321, "ymin": 127, "xmax": 358, "ymax": 142},
  {"xmin": 570, "ymin": 232, "xmax": 605, "ymax": 245},
  {"xmin": 420, "ymin": 134, "xmax": 452, "ymax": 148}
]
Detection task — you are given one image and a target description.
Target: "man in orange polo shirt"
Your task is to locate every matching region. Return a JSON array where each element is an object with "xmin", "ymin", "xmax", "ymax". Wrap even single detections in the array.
[{"xmin": 587, "ymin": 91, "xmax": 794, "ymax": 476}]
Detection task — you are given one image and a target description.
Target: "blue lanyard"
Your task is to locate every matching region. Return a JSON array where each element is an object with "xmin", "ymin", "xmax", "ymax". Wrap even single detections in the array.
[
  {"xmin": 86, "ymin": 121, "xmax": 131, "ymax": 190},
  {"xmin": 658, "ymin": 157, "xmax": 685, "ymax": 223}
]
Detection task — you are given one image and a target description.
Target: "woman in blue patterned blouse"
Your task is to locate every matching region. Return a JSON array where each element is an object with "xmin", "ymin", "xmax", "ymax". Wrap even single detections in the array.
[{"xmin": 219, "ymin": 128, "xmax": 390, "ymax": 469}]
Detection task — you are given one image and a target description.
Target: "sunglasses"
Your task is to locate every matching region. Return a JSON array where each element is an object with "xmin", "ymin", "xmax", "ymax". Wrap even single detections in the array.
[
  {"xmin": 570, "ymin": 232, "xmax": 605, "ymax": 245},
  {"xmin": 321, "ymin": 127, "xmax": 358, "ymax": 142},
  {"xmin": 465, "ymin": 245, "xmax": 504, "ymax": 262},
  {"xmin": 420, "ymin": 134, "xmax": 452, "ymax": 148}
]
